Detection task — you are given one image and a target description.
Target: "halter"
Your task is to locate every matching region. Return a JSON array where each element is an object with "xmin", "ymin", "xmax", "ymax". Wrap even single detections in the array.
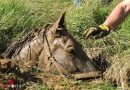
[
  {"xmin": 42, "ymin": 26, "xmax": 102, "ymax": 79},
  {"xmin": 42, "ymin": 25, "xmax": 73, "ymax": 78}
]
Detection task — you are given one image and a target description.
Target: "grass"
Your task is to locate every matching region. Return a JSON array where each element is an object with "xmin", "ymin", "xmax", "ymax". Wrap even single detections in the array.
[
  {"xmin": 0, "ymin": 0, "xmax": 130, "ymax": 89},
  {"xmin": 25, "ymin": 78, "xmax": 118, "ymax": 90}
]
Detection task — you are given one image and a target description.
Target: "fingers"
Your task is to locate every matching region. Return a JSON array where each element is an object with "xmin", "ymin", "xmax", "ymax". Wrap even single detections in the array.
[
  {"xmin": 83, "ymin": 26, "xmax": 110, "ymax": 39},
  {"xmin": 94, "ymin": 31, "xmax": 104, "ymax": 39},
  {"xmin": 83, "ymin": 28, "xmax": 96, "ymax": 39},
  {"xmin": 94, "ymin": 31, "xmax": 109, "ymax": 39}
]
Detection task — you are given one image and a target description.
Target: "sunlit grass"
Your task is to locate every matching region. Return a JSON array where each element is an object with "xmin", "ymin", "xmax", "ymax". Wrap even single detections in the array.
[{"xmin": 0, "ymin": 0, "xmax": 130, "ymax": 89}]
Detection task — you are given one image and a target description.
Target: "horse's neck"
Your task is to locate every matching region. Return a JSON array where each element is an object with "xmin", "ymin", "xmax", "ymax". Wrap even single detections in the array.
[{"xmin": 16, "ymin": 37, "xmax": 44, "ymax": 60}]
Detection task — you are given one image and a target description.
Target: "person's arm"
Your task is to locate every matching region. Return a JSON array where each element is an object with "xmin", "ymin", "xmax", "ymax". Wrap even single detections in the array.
[
  {"xmin": 83, "ymin": 0, "xmax": 130, "ymax": 39},
  {"xmin": 103, "ymin": 0, "xmax": 130, "ymax": 29}
]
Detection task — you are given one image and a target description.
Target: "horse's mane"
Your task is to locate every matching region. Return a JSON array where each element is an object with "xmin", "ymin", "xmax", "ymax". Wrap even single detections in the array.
[{"xmin": 2, "ymin": 24, "xmax": 52, "ymax": 59}]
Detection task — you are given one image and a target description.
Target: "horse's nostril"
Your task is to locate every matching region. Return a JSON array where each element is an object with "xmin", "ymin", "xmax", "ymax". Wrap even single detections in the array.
[{"xmin": 69, "ymin": 49, "xmax": 75, "ymax": 54}]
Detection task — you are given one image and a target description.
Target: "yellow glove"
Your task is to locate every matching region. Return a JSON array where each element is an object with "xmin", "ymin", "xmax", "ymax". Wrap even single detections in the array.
[{"xmin": 83, "ymin": 25, "xmax": 110, "ymax": 39}]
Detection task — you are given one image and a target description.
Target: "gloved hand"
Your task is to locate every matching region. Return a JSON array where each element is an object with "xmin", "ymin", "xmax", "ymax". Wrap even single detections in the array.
[{"xmin": 83, "ymin": 25, "xmax": 110, "ymax": 39}]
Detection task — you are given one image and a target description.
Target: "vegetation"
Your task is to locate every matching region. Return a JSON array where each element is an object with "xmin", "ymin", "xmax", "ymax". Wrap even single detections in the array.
[{"xmin": 0, "ymin": 0, "xmax": 130, "ymax": 89}]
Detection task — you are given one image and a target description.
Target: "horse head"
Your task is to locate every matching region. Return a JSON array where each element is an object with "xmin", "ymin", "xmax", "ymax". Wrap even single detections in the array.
[{"xmin": 39, "ymin": 12, "xmax": 99, "ymax": 75}]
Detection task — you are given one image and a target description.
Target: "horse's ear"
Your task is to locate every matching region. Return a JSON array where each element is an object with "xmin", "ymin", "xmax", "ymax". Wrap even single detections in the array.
[
  {"xmin": 56, "ymin": 11, "xmax": 66, "ymax": 27},
  {"xmin": 52, "ymin": 11, "xmax": 66, "ymax": 31},
  {"xmin": 49, "ymin": 11, "xmax": 66, "ymax": 40}
]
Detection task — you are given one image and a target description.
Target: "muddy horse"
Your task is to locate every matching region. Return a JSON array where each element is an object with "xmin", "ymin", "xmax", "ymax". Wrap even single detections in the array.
[{"xmin": 0, "ymin": 12, "xmax": 102, "ymax": 79}]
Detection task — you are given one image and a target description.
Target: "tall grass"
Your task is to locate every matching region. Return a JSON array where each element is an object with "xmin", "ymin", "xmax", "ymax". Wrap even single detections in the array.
[
  {"xmin": 0, "ymin": 0, "xmax": 130, "ymax": 89},
  {"xmin": 0, "ymin": 0, "xmax": 70, "ymax": 53},
  {"xmin": 0, "ymin": 0, "xmax": 34, "ymax": 52}
]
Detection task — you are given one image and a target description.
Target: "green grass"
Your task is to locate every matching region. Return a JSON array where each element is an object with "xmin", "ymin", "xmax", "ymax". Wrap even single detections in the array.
[
  {"xmin": 25, "ymin": 79, "xmax": 118, "ymax": 90},
  {"xmin": 0, "ymin": 0, "xmax": 130, "ymax": 89}
]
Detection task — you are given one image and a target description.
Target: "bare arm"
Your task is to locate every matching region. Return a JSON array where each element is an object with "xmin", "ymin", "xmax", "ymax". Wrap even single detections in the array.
[{"xmin": 103, "ymin": 0, "xmax": 130, "ymax": 29}]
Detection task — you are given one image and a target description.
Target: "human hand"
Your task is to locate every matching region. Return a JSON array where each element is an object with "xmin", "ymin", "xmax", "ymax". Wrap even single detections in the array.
[{"xmin": 83, "ymin": 25, "xmax": 110, "ymax": 39}]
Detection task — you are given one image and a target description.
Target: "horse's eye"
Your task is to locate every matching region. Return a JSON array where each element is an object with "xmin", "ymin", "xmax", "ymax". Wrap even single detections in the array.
[
  {"xmin": 69, "ymin": 49, "xmax": 75, "ymax": 54},
  {"xmin": 66, "ymin": 47, "xmax": 75, "ymax": 54}
]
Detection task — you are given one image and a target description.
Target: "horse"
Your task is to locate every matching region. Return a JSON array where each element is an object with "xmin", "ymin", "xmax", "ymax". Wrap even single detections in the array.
[{"xmin": 0, "ymin": 12, "xmax": 102, "ymax": 79}]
